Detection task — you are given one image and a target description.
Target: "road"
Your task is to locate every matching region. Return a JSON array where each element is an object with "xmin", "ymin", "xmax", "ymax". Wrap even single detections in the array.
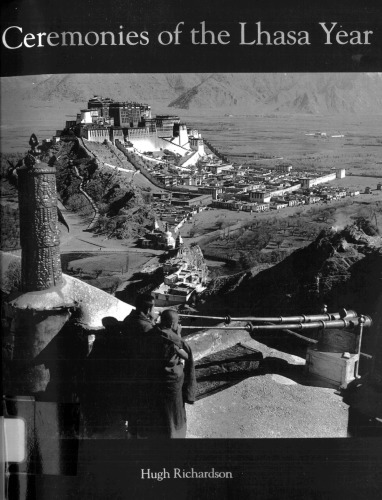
[{"xmin": 58, "ymin": 201, "xmax": 163, "ymax": 256}]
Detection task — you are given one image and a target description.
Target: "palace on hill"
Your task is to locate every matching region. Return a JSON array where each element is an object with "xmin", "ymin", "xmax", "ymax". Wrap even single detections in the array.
[
  {"xmin": 64, "ymin": 95, "xmax": 205, "ymax": 168},
  {"xmin": 55, "ymin": 96, "xmax": 354, "ymax": 219}
]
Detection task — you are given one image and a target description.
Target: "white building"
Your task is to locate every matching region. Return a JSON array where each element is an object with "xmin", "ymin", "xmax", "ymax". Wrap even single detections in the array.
[
  {"xmin": 274, "ymin": 164, "xmax": 293, "ymax": 173},
  {"xmin": 79, "ymin": 109, "xmax": 99, "ymax": 124},
  {"xmin": 249, "ymin": 190, "xmax": 272, "ymax": 203},
  {"xmin": 300, "ymin": 173, "xmax": 337, "ymax": 189}
]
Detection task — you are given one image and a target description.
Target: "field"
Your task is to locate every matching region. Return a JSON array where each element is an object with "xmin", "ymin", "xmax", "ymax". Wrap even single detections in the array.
[
  {"xmin": 178, "ymin": 178, "xmax": 382, "ymax": 274},
  {"xmin": 185, "ymin": 113, "xmax": 382, "ymax": 176},
  {"xmin": 0, "ymin": 99, "xmax": 81, "ymax": 153},
  {"xmin": 175, "ymin": 113, "xmax": 381, "ymax": 271},
  {"xmin": 2, "ymin": 100, "xmax": 381, "ymax": 281}
]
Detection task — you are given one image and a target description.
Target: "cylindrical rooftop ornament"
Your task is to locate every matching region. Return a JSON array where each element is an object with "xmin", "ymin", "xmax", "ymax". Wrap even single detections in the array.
[{"xmin": 17, "ymin": 141, "xmax": 62, "ymax": 292}]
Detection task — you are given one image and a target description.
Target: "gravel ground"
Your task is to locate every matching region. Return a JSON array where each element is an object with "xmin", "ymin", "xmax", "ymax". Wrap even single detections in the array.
[{"xmin": 187, "ymin": 338, "xmax": 350, "ymax": 438}]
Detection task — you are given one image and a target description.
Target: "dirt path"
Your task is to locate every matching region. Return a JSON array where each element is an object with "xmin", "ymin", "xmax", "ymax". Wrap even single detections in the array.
[
  {"xmin": 58, "ymin": 201, "xmax": 162, "ymax": 256},
  {"xmin": 71, "ymin": 165, "xmax": 100, "ymax": 230}
]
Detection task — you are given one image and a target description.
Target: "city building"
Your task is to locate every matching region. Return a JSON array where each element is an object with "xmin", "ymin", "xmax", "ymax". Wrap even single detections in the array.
[{"xmin": 249, "ymin": 191, "xmax": 272, "ymax": 203}]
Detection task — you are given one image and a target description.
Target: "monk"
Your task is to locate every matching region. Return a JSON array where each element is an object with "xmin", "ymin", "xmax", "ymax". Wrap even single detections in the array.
[{"xmin": 131, "ymin": 309, "xmax": 197, "ymax": 438}]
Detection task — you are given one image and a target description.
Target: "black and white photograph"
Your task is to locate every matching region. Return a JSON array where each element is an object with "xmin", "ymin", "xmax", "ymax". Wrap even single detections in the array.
[{"xmin": 1, "ymin": 1, "xmax": 382, "ymax": 499}]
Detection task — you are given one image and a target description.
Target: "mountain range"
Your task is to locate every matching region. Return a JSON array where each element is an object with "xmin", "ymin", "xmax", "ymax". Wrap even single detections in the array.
[{"xmin": 2, "ymin": 73, "xmax": 382, "ymax": 115}]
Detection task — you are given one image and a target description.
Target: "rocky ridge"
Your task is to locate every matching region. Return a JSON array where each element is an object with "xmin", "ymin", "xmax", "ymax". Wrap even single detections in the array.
[
  {"xmin": 168, "ymin": 73, "xmax": 382, "ymax": 113},
  {"xmin": 53, "ymin": 140, "xmax": 156, "ymax": 240},
  {"xmin": 200, "ymin": 226, "xmax": 382, "ymax": 321}
]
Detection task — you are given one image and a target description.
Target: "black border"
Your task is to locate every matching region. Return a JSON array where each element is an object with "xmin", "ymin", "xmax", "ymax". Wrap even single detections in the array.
[
  {"xmin": 2, "ymin": 0, "xmax": 382, "ymax": 498},
  {"xmin": 1, "ymin": 0, "xmax": 382, "ymax": 75}
]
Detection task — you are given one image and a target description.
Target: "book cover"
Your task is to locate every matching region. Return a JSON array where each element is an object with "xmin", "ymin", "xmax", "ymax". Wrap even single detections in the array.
[{"xmin": 1, "ymin": 1, "xmax": 382, "ymax": 499}]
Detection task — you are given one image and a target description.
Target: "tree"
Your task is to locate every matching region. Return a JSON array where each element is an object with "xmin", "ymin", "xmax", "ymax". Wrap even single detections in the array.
[
  {"xmin": 274, "ymin": 236, "xmax": 283, "ymax": 250},
  {"xmin": 270, "ymin": 250, "xmax": 280, "ymax": 263},
  {"xmin": 354, "ymin": 216, "xmax": 379, "ymax": 236},
  {"xmin": 216, "ymin": 219, "xmax": 225, "ymax": 230}
]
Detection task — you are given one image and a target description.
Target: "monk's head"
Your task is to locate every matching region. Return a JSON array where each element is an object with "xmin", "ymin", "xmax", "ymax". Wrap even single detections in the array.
[
  {"xmin": 135, "ymin": 293, "xmax": 155, "ymax": 317},
  {"xmin": 160, "ymin": 309, "xmax": 179, "ymax": 331}
]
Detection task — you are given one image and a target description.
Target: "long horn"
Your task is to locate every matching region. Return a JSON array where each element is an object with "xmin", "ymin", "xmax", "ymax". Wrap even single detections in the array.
[
  {"xmin": 179, "ymin": 310, "xmax": 357, "ymax": 325},
  {"xmin": 181, "ymin": 316, "xmax": 372, "ymax": 332}
]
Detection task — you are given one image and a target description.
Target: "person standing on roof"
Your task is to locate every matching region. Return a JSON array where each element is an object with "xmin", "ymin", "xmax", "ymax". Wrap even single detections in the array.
[
  {"xmin": 123, "ymin": 293, "xmax": 156, "ymax": 334},
  {"xmin": 132, "ymin": 309, "xmax": 197, "ymax": 438},
  {"xmin": 122, "ymin": 293, "xmax": 157, "ymax": 436}
]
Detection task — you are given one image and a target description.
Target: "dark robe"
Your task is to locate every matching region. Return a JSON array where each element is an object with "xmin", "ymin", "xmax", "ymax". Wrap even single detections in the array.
[
  {"xmin": 82, "ymin": 310, "xmax": 155, "ymax": 434},
  {"xmin": 131, "ymin": 326, "xmax": 197, "ymax": 438},
  {"xmin": 123, "ymin": 309, "xmax": 154, "ymax": 335},
  {"xmin": 84, "ymin": 309, "xmax": 154, "ymax": 396},
  {"xmin": 120, "ymin": 310, "xmax": 155, "ymax": 434}
]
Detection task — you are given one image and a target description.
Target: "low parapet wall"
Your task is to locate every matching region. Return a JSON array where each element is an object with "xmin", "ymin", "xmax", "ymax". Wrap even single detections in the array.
[{"xmin": 185, "ymin": 322, "xmax": 253, "ymax": 360}]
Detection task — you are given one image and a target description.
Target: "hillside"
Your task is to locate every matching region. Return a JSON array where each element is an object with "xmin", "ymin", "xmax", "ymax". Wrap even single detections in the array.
[
  {"xmin": 0, "ymin": 74, "xmax": 202, "ymax": 110},
  {"xmin": 54, "ymin": 140, "xmax": 156, "ymax": 239},
  {"xmin": 1, "ymin": 139, "xmax": 156, "ymax": 242},
  {"xmin": 168, "ymin": 73, "xmax": 382, "ymax": 114},
  {"xmin": 200, "ymin": 226, "xmax": 382, "ymax": 321},
  {"xmin": 2, "ymin": 73, "xmax": 382, "ymax": 115}
]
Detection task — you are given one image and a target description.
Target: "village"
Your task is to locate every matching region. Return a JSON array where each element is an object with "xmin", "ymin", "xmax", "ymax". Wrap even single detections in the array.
[
  {"xmin": 44, "ymin": 94, "xmax": 381, "ymax": 248},
  {"xmin": 32, "ymin": 95, "xmax": 382, "ymax": 308}
]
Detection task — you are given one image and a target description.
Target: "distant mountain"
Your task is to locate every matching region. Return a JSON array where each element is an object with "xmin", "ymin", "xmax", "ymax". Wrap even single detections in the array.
[
  {"xmin": 2, "ymin": 74, "xmax": 204, "ymax": 110},
  {"xmin": 168, "ymin": 73, "xmax": 382, "ymax": 114},
  {"xmin": 2, "ymin": 73, "xmax": 382, "ymax": 115}
]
